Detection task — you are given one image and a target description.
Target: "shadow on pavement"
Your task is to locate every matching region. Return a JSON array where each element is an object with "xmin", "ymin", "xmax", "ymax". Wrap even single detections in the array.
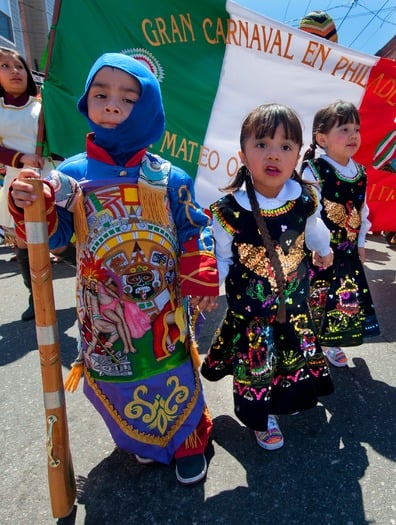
[
  {"xmin": 0, "ymin": 244, "xmax": 76, "ymax": 279},
  {"xmin": 55, "ymin": 354, "xmax": 396, "ymax": 525},
  {"xmin": 0, "ymin": 306, "xmax": 78, "ymax": 367}
]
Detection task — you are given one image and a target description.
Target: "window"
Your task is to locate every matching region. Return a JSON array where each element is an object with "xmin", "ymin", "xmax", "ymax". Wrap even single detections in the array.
[
  {"xmin": 0, "ymin": 12, "xmax": 13, "ymax": 41},
  {"xmin": 0, "ymin": 0, "xmax": 13, "ymax": 43}
]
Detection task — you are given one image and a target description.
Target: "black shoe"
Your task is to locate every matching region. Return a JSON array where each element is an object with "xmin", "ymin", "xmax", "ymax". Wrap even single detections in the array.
[
  {"xmin": 175, "ymin": 454, "xmax": 207, "ymax": 485},
  {"xmin": 21, "ymin": 296, "xmax": 35, "ymax": 321}
]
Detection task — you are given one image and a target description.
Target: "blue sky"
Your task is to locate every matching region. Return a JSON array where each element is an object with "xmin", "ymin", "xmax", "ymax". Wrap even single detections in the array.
[{"xmin": 238, "ymin": 0, "xmax": 395, "ymax": 56}]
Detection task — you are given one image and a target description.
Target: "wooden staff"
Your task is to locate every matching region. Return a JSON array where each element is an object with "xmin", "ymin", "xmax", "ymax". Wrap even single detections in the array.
[
  {"xmin": 35, "ymin": 0, "xmax": 62, "ymax": 159},
  {"xmin": 24, "ymin": 179, "xmax": 76, "ymax": 518}
]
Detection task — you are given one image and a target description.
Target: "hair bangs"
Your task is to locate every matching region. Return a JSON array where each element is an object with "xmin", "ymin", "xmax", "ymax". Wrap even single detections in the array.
[{"xmin": 241, "ymin": 104, "xmax": 303, "ymax": 150}]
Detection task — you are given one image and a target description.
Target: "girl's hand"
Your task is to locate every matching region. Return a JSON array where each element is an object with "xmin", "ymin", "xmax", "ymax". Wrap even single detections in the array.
[
  {"xmin": 20, "ymin": 153, "xmax": 45, "ymax": 169},
  {"xmin": 358, "ymin": 246, "xmax": 366, "ymax": 263},
  {"xmin": 190, "ymin": 296, "xmax": 218, "ymax": 313},
  {"xmin": 11, "ymin": 168, "xmax": 49, "ymax": 208},
  {"xmin": 312, "ymin": 250, "xmax": 333, "ymax": 269}
]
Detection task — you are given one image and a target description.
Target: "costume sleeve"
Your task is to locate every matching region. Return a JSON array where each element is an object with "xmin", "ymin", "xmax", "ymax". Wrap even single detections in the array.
[
  {"xmin": 0, "ymin": 145, "xmax": 24, "ymax": 168},
  {"xmin": 301, "ymin": 163, "xmax": 322, "ymax": 206},
  {"xmin": 7, "ymin": 172, "xmax": 77, "ymax": 248},
  {"xmin": 305, "ymin": 215, "xmax": 332, "ymax": 256},
  {"xmin": 8, "ymin": 179, "xmax": 59, "ymax": 241},
  {"xmin": 300, "ymin": 181, "xmax": 331, "ymax": 256},
  {"xmin": 358, "ymin": 198, "xmax": 372, "ymax": 247},
  {"xmin": 168, "ymin": 166, "xmax": 219, "ymax": 297},
  {"xmin": 301, "ymin": 165, "xmax": 332, "ymax": 255},
  {"xmin": 212, "ymin": 213, "xmax": 233, "ymax": 286},
  {"xmin": 45, "ymin": 170, "xmax": 83, "ymax": 249}
]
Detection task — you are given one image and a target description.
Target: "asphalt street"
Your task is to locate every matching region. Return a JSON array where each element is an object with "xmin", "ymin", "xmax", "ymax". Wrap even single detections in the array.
[{"xmin": 0, "ymin": 233, "xmax": 395, "ymax": 525}]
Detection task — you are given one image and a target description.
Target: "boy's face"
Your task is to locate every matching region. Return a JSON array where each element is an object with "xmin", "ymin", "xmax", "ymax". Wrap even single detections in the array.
[{"xmin": 87, "ymin": 66, "xmax": 141, "ymax": 128}]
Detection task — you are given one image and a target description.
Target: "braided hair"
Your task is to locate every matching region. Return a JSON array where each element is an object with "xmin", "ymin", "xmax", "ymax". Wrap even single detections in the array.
[
  {"xmin": 223, "ymin": 103, "xmax": 304, "ymax": 323},
  {"xmin": 245, "ymin": 170, "xmax": 287, "ymax": 322}
]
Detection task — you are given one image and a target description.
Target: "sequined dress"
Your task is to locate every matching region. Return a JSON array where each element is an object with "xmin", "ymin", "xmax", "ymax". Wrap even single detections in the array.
[
  {"xmin": 201, "ymin": 185, "xmax": 334, "ymax": 431},
  {"xmin": 303, "ymin": 158, "xmax": 380, "ymax": 347}
]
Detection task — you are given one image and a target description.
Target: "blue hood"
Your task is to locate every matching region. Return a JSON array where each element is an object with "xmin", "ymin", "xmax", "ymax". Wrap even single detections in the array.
[{"xmin": 78, "ymin": 53, "xmax": 165, "ymax": 164}]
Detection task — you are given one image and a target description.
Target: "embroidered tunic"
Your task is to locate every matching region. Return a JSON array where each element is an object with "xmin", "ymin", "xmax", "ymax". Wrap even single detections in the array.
[
  {"xmin": 10, "ymin": 142, "xmax": 219, "ymax": 464},
  {"xmin": 0, "ymin": 96, "xmax": 55, "ymax": 229},
  {"xmin": 201, "ymin": 181, "xmax": 334, "ymax": 431},
  {"xmin": 302, "ymin": 157, "xmax": 380, "ymax": 346},
  {"xmin": 9, "ymin": 53, "xmax": 219, "ymax": 464}
]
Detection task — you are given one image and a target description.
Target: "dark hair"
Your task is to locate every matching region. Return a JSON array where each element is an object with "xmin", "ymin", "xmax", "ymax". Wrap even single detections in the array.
[
  {"xmin": 302, "ymin": 100, "xmax": 360, "ymax": 162},
  {"xmin": 223, "ymin": 103, "xmax": 303, "ymax": 323},
  {"xmin": 0, "ymin": 47, "xmax": 38, "ymax": 97},
  {"xmin": 223, "ymin": 103, "xmax": 303, "ymax": 194},
  {"xmin": 240, "ymin": 102, "xmax": 303, "ymax": 153}
]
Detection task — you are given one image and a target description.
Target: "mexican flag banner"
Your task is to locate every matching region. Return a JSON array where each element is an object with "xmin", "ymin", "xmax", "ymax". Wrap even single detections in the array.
[{"xmin": 42, "ymin": 0, "xmax": 395, "ymax": 231}]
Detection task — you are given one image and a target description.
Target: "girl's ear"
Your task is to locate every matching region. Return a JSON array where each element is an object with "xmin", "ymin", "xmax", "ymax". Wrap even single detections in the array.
[
  {"xmin": 315, "ymin": 133, "xmax": 327, "ymax": 149},
  {"xmin": 238, "ymin": 149, "xmax": 247, "ymax": 167}
]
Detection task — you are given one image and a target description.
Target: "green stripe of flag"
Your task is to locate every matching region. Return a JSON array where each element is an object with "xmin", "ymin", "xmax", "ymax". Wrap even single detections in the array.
[{"xmin": 42, "ymin": 0, "xmax": 228, "ymax": 179}]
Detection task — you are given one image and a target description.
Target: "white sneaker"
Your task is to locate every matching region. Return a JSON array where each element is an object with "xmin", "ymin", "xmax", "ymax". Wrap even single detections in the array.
[
  {"xmin": 255, "ymin": 415, "xmax": 284, "ymax": 450},
  {"xmin": 324, "ymin": 347, "xmax": 348, "ymax": 367}
]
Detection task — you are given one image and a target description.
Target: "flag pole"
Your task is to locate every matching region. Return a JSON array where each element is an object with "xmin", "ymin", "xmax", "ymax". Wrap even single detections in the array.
[
  {"xmin": 36, "ymin": 0, "xmax": 62, "ymax": 157},
  {"xmin": 24, "ymin": 178, "xmax": 76, "ymax": 518}
]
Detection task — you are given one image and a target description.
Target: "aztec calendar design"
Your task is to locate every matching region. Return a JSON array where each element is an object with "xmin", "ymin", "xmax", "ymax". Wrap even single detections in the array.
[{"xmin": 121, "ymin": 47, "xmax": 165, "ymax": 82}]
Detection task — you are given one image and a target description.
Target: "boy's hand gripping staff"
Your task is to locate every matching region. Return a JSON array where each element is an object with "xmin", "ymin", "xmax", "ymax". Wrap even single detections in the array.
[{"xmin": 24, "ymin": 179, "xmax": 76, "ymax": 518}]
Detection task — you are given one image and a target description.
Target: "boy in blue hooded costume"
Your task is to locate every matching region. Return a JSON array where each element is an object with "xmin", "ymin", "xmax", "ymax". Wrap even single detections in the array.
[{"xmin": 9, "ymin": 53, "xmax": 219, "ymax": 485}]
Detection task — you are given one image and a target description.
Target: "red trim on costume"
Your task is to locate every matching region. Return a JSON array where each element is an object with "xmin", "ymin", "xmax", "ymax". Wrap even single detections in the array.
[
  {"xmin": 8, "ymin": 179, "xmax": 57, "ymax": 241},
  {"xmin": 151, "ymin": 301, "xmax": 180, "ymax": 360},
  {"xmin": 0, "ymin": 147, "xmax": 19, "ymax": 167},
  {"xmin": 86, "ymin": 133, "xmax": 146, "ymax": 167},
  {"xmin": 174, "ymin": 407, "xmax": 213, "ymax": 458},
  {"xmin": 179, "ymin": 251, "xmax": 219, "ymax": 296},
  {"xmin": 4, "ymin": 92, "xmax": 30, "ymax": 106},
  {"xmin": 11, "ymin": 152, "xmax": 23, "ymax": 168}
]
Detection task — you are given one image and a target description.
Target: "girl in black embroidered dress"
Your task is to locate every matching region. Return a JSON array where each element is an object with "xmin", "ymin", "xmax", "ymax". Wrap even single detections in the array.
[
  {"xmin": 201, "ymin": 104, "xmax": 334, "ymax": 450},
  {"xmin": 301, "ymin": 100, "xmax": 380, "ymax": 368}
]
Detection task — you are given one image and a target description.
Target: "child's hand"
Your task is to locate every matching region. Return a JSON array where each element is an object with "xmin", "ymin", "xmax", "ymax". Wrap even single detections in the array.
[
  {"xmin": 358, "ymin": 246, "xmax": 366, "ymax": 263},
  {"xmin": 20, "ymin": 153, "xmax": 45, "ymax": 169},
  {"xmin": 10, "ymin": 168, "xmax": 48, "ymax": 208},
  {"xmin": 312, "ymin": 250, "xmax": 333, "ymax": 269},
  {"xmin": 190, "ymin": 296, "xmax": 218, "ymax": 313}
]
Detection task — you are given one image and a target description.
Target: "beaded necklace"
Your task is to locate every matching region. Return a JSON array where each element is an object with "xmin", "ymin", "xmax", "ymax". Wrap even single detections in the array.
[{"xmin": 260, "ymin": 199, "xmax": 295, "ymax": 217}]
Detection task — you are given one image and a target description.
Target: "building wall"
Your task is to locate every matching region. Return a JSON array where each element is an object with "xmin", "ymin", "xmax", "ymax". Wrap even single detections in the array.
[
  {"xmin": 0, "ymin": 1, "xmax": 24, "ymax": 54},
  {"xmin": 19, "ymin": 0, "xmax": 53, "ymax": 70},
  {"xmin": 376, "ymin": 36, "xmax": 396, "ymax": 60},
  {"xmin": 0, "ymin": 0, "xmax": 55, "ymax": 70}
]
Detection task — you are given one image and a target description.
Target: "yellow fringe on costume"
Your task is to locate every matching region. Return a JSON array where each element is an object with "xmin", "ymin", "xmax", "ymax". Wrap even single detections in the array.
[
  {"xmin": 174, "ymin": 306, "xmax": 187, "ymax": 343},
  {"xmin": 188, "ymin": 305, "xmax": 202, "ymax": 370},
  {"xmin": 138, "ymin": 178, "xmax": 170, "ymax": 226},
  {"xmin": 189, "ymin": 340, "xmax": 201, "ymax": 370},
  {"xmin": 184, "ymin": 428, "xmax": 202, "ymax": 449},
  {"xmin": 182, "ymin": 406, "xmax": 210, "ymax": 449},
  {"xmin": 73, "ymin": 191, "xmax": 88, "ymax": 243},
  {"xmin": 64, "ymin": 360, "xmax": 84, "ymax": 392}
]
